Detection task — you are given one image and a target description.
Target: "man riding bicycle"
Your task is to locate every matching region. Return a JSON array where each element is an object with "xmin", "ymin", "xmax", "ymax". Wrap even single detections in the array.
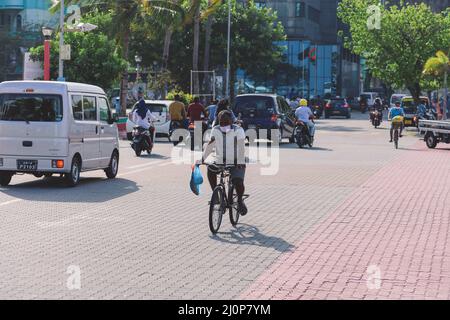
[
  {"xmin": 388, "ymin": 101, "xmax": 406, "ymax": 142},
  {"xmin": 200, "ymin": 110, "xmax": 248, "ymax": 216}
]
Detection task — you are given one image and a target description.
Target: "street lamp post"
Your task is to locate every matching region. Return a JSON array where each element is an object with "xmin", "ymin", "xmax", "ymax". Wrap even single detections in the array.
[
  {"xmin": 225, "ymin": 0, "xmax": 231, "ymax": 99},
  {"xmin": 42, "ymin": 27, "xmax": 53, "ymax": 81},
  {"xmin": 58, "ymin": 0, "xmax": 65, "ymax": 81}
]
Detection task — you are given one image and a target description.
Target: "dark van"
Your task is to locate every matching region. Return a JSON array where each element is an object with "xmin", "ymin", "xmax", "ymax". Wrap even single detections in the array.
[{"xmin": 232, "ymin": 94, "xmax": 296, "ymax": 143}]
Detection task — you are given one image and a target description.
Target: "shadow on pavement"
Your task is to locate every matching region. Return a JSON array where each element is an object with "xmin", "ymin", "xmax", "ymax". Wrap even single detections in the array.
[
  {"xmin": 316, "ymin": 125, "xmax": 365, "ymax": 132},
  {"xmin": 135, "ymin": 153, "xmax": 170, "ymax": 160},
  {"xmin": 211, "ymin": 223, "xmax": 295, "ymax": 253},
  {"xmin": 1, "ymin": 177, "xmax": 140, "ymax": 203},
  {"xmin": 279, "ymin": 144, "xmax": 333, "ymax": 151}
]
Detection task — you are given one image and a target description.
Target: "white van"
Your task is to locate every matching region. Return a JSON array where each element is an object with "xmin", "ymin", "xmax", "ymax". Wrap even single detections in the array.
[
  {"xmin": 0, "ymin": 81, "xmax": 120, "ymax": 187},
  {"xmin": 390, "ymin": 93, "xmax": 407, "ymax": 109},
  {"xmin": 359, "ymin": 92, "xmax": 380, "ymax": 107}
]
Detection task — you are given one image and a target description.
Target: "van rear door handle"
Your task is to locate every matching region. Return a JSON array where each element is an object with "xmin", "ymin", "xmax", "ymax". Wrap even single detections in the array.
[{"xmin": 95, "ymin": 126, "xmax": 98, "ymax": 134}]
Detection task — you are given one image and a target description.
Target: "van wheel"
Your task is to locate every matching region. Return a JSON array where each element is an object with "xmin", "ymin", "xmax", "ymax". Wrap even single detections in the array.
[
  {"xmin": 0, "ymin": 173, "xmax": 12, "ymax": 187},
  {"xmin": 65, "ymin": 157, "xmax": 81, "ymax": 187},
  {"xmin": 105, "ymin": 151, "xmax": 119, "ymax": 179}
]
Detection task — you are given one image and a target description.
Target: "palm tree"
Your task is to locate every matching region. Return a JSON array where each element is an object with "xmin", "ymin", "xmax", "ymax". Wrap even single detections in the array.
[
  {"xmin": 161, "ymin": 0, "xmax": 221, "ymax": 97},
  {"xmin": 52, "ymin": 0, "xmax": 183, "ymax": 116},
  {"xmin": 424, "ymin": 50, "xmax": 450, "ymax": 120}
]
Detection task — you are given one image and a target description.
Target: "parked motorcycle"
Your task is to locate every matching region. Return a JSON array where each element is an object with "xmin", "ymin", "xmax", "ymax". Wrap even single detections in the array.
[
  {"xmin": 131, "ymin": 126, "xmax": 153, "ymax": 156},
  {"xmin": 370, "ymin": 109, "xmax": 382, "ymax": 128},
  {"xmin": 294, "ymin": 121, "xmax": 313, "ymax": 148}
]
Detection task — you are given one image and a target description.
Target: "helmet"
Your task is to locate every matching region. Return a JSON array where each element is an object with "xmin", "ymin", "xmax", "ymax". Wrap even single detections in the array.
[{"xmin": 299, "ymin": 98, "xmax": 308, "ymax": 107}]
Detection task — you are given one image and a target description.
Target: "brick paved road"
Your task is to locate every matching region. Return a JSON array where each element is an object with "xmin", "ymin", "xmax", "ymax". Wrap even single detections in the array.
[{"xmin": 0, "ymin": 111, "xmax": 448, "ymax": 299}]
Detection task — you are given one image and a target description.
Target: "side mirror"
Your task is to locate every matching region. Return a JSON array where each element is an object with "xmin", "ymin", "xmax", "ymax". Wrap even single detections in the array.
[{"xmin": 112, "ymin": 113, "xmax": 119, "ymax": 123}]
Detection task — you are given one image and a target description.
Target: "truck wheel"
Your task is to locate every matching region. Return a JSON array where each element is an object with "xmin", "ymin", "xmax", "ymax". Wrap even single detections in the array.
[
  {"xmin": 0, "ymin": 173, "xmax": 12, "ymax": 187},
  {"xmin": 65, "ymin": 156, "xmax": 81, "ymax": 187},
  {"xmin": 425, "ymin": 133, "xmax": 437, "ymax": 149}
]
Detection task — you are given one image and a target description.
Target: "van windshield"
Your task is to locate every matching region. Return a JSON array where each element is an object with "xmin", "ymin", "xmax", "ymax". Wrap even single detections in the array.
[{"xmin": 0, "ymin": 94, "xmax": 63, "ymax": 122}]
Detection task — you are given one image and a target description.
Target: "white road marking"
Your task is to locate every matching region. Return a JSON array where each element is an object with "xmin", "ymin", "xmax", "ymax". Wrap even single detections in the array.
[
  {"xmin": 127, "ymin": 160, "xmax": 164, "ymax": 169},
  {"xmin": 0, "ymin": 199, "xmax": 22, "ymax": 207}
]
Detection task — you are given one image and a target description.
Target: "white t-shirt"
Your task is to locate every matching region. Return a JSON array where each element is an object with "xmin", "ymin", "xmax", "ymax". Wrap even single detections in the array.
[
  {"xmin": 132, "ymin": 109, "xmax": 157, "ymax": 130},
  {"xmin": 295, "ymin": 106, "xmax": 313, "ymax": 123},
  {"xmin": 210, "ymin": 125, "xmax": 246, "ymax": 165}
]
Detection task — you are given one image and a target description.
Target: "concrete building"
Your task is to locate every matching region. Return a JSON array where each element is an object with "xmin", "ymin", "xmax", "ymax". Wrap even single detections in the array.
[
  {"xmin": 236, "ymin": 0, "xmax": 359, "ymax": 99},
  {"xmin": 238, "ymin": 0, "xmax": 449, "ymax": 99},
  {"xmin": 0, "ymin": 0, "xmax": 55, "ymax": 80}
]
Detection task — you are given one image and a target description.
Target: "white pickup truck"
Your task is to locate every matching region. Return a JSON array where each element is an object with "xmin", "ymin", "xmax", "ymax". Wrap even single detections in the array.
[{"xmin": 418, "ymin": 119, "xmax": 450, "ymax": 148}]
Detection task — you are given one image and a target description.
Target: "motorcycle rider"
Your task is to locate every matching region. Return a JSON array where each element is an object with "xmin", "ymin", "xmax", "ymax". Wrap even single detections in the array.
[
  {"xmin": 132, "ymin": 89, "xmax": 157, "ymax": 147},
  {"xmin": 370, "ymin": 98, "xmax": 384, "ymax": 122},
  {"xmin": 388, "ymin": 101, "xmax": 405, "ymax": 142},
  {"xmin": 169, "ymin": 94, "xmax": 187, "ymax": 129},
  {"xmin": 294, "ymin": 98, "xmax": 315, "ymax": 138},
  {"xmin": 187, "ymin": 96, "xmax": 208, "ymax": 133},
  {"xmin": 417, "ymin": 101, "xmax": 427, "ymax": 118}
]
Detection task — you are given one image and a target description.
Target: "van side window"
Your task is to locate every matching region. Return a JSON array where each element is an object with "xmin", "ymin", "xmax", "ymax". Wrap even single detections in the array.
[
  {"xmin": 72, "ymin": 95, "xmax": 83, "ymax": 120},
  {"xmin": 83, "ymin": 96, "xmax": 97, "ymax": 121},
  {"xmin": 98, "ymin": 97, "xmax": 111, "ymax": 122}
]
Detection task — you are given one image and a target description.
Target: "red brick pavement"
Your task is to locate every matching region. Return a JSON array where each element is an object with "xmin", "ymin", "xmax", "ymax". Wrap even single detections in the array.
[{"xmin": 241, "ymin": 143, "xmax": 450, "ymax": 300}]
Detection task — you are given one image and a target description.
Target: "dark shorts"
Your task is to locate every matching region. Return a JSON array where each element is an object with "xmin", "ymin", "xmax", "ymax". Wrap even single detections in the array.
[{"xmin": 208, "ymin": 164, "xmax": 246, "ymax": 181}]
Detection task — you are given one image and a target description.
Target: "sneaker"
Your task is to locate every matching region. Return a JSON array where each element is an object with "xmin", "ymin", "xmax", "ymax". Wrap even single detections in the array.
[
  {"xmin": 399, "ymin": 134, "xmax": 403, "ymax": 137},
  {"xmin": 237, "ymin": 201, "xmax": 248, "ymax": 216},
  {"xmin": 389, "ymin": 139, "xmax": 393, "ymax": 143}
]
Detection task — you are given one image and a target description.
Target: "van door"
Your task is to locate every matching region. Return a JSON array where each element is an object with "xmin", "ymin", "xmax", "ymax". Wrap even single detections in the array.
[
  {"xmin": 98, "ymin": 96, "xmax": 117, "ymax": 167},
  {"xmin": 71, "ymin": 95, "xmax": 100, "ymax": 169}
]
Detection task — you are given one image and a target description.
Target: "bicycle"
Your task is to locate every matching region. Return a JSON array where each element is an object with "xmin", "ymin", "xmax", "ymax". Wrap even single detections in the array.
[
  {"xmin": 391, "ymin": 116, "xmax": 404, "ymax": 149},
  {"xmin": 207, "ymin": 164, "xmax": 249, "ymax": 235}
]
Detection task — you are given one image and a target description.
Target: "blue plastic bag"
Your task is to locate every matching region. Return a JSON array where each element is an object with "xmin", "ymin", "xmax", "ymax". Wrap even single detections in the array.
[{"xmin": 190, "ymin": 165, "xmax": 203, "ymax": 196}]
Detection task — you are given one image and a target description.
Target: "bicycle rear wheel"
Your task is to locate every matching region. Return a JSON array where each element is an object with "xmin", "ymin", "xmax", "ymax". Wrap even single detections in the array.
[
  {"xmin": 209, "ymin": 186, "xmax": 225, "ymax": 234},
  {"xmin": 228, "ymin": 185, "xmax": 240, "ymax": 226}
]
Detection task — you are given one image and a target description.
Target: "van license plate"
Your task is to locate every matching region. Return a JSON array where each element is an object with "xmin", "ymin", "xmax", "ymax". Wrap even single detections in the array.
[{"xmin": 17, "ymin": 160, "xmax": 38, "ymax": 171}]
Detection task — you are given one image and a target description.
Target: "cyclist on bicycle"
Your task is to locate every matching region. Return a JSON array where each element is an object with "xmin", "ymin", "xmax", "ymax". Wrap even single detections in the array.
[
  {"xmin": 201, "ymin": 110, "xmax": 248, "ymax": 215},
  {"xmin": 388, "ymin": 101, "xmax": 405, "ymax": 142}
]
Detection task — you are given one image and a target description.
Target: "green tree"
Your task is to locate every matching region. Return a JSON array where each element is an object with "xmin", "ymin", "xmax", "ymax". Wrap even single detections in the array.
[
  {"xmin": 52, "ymin": 0, "xmax": 184, "ymax": 115},
  {"xmin": 337, "ymin": 0, "xmax": 450, "ymax": 103},
  {"xmin": 209, "ymin": 0, "xmax": 286, "ymax": 98},
  {"xmin": 29, "ymin": 30, "xmax": 126, "ymax": 89}
]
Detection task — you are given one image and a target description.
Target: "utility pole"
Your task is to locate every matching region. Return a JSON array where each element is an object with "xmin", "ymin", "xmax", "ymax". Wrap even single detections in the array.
[{"xmin": 58, "ymin": 0, "xmax": 65, "ymax": 81}]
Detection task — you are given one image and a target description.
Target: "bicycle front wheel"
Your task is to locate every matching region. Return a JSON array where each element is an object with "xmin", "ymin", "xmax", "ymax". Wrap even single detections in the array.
[
  {"xmin": 394, "ymin": 129, "xmax": 399, "ymax": 149},
  {"xmin": 228, "ymin": 185, "xmax": 240, "ymax": 226},
  {"xmin": 209, "ymin": 186, "xmax": 225, "ymax": 234}
]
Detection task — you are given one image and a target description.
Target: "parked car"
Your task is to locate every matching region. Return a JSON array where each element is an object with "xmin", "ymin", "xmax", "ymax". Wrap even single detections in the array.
[
  {"xmin": 126, "ymin": 100, "xmax": 173, "ymax": 140},
  {"xmin": 0, "ymin": 81, "xmax": 120, "ymax": 187},
  {"xmin": 324, "ymin": 98, "xmax": 351, "ymax": 119},
  {"xmin": 401, "ymin": 96, "xmax": 430, "ymax": 127},
  {"xmin": 232, "ymin": 94, "xmax": 296, "ymax": 144}
]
